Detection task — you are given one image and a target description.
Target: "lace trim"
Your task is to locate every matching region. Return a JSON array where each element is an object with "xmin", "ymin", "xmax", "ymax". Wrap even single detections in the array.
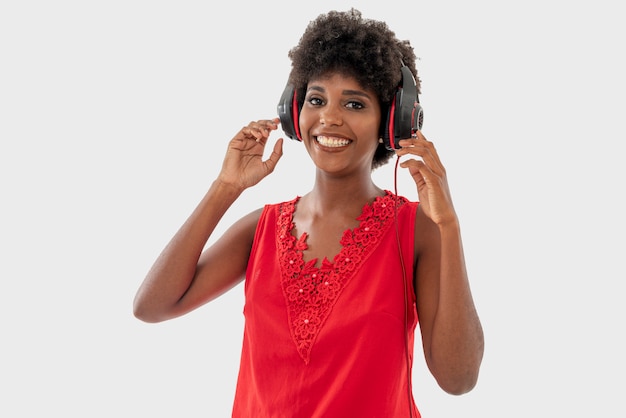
[{"xmin": 277, "ymin": 191, "xmax": 407, "ymax": 363}]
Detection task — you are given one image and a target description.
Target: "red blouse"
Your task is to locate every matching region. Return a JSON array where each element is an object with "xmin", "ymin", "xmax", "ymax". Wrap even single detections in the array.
[{"xmin": 232, "ymin": 191, "xmax": 420, "ymax": 417}]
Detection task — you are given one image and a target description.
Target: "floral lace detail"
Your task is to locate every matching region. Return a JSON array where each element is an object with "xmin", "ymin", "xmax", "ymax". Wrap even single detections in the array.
[{"xmin": 277, "ymin": 191, "xmax": 407, "ymax": 363}]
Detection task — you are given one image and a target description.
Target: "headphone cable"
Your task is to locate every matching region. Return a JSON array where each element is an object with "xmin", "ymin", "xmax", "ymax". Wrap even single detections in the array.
[{"xmin": 393, "ymin": 155, "xmax": 414, "ymax": 418}]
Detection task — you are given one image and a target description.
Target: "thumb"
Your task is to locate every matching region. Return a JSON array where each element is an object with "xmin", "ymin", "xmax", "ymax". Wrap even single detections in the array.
[{"xmin": 264, "ymin": 138, "xmax": 284, "ymax": 173}]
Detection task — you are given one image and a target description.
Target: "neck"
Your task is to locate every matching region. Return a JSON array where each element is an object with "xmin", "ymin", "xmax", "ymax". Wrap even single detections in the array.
[{"xmin": 302, "ymin": 174, "xmax": 384, "ymax": 215}]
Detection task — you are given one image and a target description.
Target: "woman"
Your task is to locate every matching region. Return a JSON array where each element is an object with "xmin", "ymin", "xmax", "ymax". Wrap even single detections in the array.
[{"xmin": 134, "ymin": 8, "xmax": 484, "ymax": 417}]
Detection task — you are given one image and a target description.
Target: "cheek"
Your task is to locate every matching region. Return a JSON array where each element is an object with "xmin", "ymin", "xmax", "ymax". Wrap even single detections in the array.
[
  {"xmin": 360, "ymin": 117, "xmax": 382, "ymax": 143},
  {"xmin": 297, "ymin": 107, "xmax": 314, "ymax": 133}
]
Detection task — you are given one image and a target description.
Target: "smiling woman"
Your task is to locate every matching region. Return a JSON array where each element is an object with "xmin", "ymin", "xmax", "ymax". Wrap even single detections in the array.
[{"xmin": 133, "ymin": 7, "xmax": 483, "ymax": 417}]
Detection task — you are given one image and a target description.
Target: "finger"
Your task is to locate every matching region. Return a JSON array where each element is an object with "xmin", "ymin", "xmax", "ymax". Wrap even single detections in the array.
[
  {"xmin": 414, "ymin": 131, "xmax": 445, "ymax": 170},
  {"xmin": 400, "ymin": 158, "xmax": 429, "ymax": 185},
  {"xmin": 242, "ymin": 119, "xmax": 280, "ymax": 143},
  {"xmin": 396, "ymin": 134, "xmax": 444, "ymax": 176}
]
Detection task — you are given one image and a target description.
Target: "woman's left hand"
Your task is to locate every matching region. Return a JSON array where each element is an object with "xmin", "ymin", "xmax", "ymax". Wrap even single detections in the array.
[{"xmin": 395, "ymin": 131, "xmax": 457, "ymax": 226}]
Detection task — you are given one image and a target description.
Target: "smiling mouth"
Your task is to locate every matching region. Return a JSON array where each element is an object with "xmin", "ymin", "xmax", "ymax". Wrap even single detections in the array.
[{"xmin": 315, "ymin": 135, "xmax": 352, "ymax": 148}]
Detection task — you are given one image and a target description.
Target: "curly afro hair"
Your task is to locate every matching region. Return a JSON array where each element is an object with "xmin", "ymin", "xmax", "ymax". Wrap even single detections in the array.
[{"xmin": 287, "ymin": 8, "xmax": 421, "ymax": 170}]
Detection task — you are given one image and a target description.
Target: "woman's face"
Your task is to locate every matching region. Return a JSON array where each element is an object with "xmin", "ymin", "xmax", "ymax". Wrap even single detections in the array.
[{"xmin": 298, "ymin": 72, "xmax": 382, "ymax": 175}]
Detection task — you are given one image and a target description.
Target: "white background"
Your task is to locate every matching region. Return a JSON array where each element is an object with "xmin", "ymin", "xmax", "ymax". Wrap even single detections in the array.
[{"xmin": 1, "ymin": 0, "xmax": 624, "ymax": 416}]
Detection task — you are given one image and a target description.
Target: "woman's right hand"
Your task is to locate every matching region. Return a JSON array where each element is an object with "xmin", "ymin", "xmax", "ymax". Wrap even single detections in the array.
[{"xmin": 217, "ymin": 118, "xmax": 284, "ymax": 191}]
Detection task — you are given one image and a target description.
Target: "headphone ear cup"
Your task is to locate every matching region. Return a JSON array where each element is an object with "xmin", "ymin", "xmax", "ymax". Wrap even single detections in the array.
[
  {"xmin": 380, "ymin": 100, "xmax": 396, "ymax": 150},
  {"xmin": 414, "ymin": 102, "xmax": 424, "ymax": 132},
  {"xmin": 380, "ymin": 66, "xmax": 423, "ymax": 150},
  {"xmin": 277, "ymin": 84, "xmax": 302, "ymax": 141}
]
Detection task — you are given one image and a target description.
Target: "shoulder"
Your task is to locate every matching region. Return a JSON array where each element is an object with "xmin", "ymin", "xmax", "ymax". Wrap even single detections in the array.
[
  {"xmin": 239, "ymin": 197, "xmax": 301, "ymax": 232},
  {"xmin": 384, "ymin": 190, "xmax": 419, "ymax": 215},
  {"xmin": 382, "ymin": 191, "xmax": 436, "ymax": 256}
]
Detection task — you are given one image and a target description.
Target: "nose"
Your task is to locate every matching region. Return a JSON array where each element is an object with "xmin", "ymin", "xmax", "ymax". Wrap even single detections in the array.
[{"xmin": 319, "ymin": 103, "xmax": 343, "ymax": 127}]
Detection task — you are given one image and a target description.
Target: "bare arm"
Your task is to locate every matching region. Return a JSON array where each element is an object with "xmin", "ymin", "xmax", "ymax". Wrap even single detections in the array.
[
  {"xmin": 133, "ymin": 118, "xmax": 284, "ymax": 323},
  {"xmin": 414, "ymin": 210, "xmax": 484, "ymax": 394},
  {"xmin": 397, "ymin": 132, "xmax": 484, "ymax": 394}
]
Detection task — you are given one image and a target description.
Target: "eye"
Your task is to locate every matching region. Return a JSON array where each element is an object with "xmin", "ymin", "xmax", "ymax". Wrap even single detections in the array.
[
  {"xmin": 306, "ymin": 96, "xmax": 324, "ymax": 106},
  {"xmin": 346, "ymin": 100, "xmax": 365, "ymax": 110}
]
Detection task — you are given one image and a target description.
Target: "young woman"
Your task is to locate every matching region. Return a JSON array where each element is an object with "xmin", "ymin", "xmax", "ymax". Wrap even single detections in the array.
[{"xmin": 134, "ymin": 8, "xmax": 484, "ymax": 417}]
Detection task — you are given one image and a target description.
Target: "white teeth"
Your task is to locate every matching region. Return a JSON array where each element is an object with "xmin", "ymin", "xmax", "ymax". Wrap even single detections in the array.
[{"xmin": 316, "ymin": 136, "xmax": 351, "ymax": 147}]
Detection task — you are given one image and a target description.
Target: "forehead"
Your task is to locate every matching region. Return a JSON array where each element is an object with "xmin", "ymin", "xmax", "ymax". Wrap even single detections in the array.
[{"xmin": 307, "ymin": 72, "xmax": 374, "ymax": 96}]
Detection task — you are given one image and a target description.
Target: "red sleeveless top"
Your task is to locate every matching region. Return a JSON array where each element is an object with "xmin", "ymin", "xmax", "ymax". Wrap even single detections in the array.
[{"xmin": 232, "ymin": 191, "xmax": 420, "ymax": 417}]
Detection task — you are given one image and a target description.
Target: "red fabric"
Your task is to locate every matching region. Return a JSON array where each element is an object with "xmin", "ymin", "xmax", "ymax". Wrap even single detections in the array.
[{"xmin": 232, "ymin": 191, "xmax": 420, "ymax": 417}]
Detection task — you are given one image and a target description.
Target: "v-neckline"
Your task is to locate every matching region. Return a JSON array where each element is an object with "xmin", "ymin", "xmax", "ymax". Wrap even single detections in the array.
[
  {"xmin": 289, "ymin": 191, "xmax": 391, "ymax": 268},
  {"xmin": 276, "ymin": 190, "xmax": 406, "ymax": 363}
]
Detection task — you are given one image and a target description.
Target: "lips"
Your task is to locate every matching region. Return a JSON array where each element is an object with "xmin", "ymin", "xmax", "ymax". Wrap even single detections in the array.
[{"xmin": 315, "ymin": 135, "xmax": 352, "ymax": 147}]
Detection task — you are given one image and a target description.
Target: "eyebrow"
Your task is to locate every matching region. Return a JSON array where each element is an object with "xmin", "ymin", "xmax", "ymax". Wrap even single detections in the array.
[{"xmin": 306, "ymin": 85, "xmax": 373, "ymax": 100}]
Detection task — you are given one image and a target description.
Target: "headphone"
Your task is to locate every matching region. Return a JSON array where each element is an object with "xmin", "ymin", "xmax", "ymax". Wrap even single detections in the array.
[{"xmin": 277, "ymin": 65, "xmax": 423, "ymax": 151}]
